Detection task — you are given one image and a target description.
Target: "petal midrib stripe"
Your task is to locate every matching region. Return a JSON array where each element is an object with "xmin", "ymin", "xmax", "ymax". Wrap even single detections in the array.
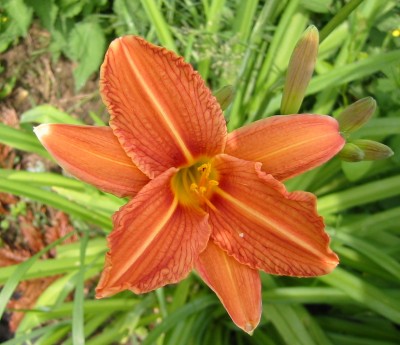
[
  {"xmin": 120, "ymin": 42, "xmax": 194, "ymax": 163},
  {"xmin": 69, "ymin": 141, "xmax": 136, "ymax": 168},
  {"xmin": 215, "ymin": 188, "xmax": 330, "ymax": 261},
  {"xmin": 256, "ymin": 132, "xmax": 337, "ymax": 161},
  {"xmin": 109, "ymin": 196, "xmax": 179, "ymax": 284}
]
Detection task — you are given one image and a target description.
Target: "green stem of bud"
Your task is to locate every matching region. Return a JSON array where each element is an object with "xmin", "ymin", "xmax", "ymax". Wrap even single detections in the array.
[{"xmin": 338, "ymin": 143, "xmax": 365, "ymax": 162}]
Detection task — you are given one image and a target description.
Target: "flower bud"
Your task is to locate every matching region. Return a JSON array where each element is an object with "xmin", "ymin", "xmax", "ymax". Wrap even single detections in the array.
[
  {"xmin": 281, "ymin": 26, "xmax": 319, "ymax": 115},
  {"xmin": 338, "ymin": 143, "xmax": 365, "ymax": 162},
  {"xmin": 353, "ymin": 139, "xmax": 394, "ymax": 161},
  {"xmin": 214, "ymin": 85, "xmax": 234, "ymax": 111},
  {"xmin": 336, "ymin": 97, "xmax": 376, "ymax": 133}
]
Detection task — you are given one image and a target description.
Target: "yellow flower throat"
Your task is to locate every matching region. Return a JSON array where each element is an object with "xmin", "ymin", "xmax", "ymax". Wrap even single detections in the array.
[{"xmin": 172, "ymin": 160, "xmax": 219, "ymax": 210}]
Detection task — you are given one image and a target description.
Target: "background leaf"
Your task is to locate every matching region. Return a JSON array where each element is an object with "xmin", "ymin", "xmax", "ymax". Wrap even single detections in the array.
[{"xmin": 67, "ymin": 19, "xmax": 106, "ymax": 90}]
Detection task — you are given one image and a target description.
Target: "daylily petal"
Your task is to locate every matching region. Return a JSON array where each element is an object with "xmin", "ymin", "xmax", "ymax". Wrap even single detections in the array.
[
  {"xmin": 225, "ymin": 114, "xmax": 345, "ymax": 181},
  {"xmin": 96, "ymin": 168, "xmax": 211, "ymax": 297},
  {"xmin": 208, "ymin": 154, "xmax": 338, "ymax": 276},
  {"xmin": 34, "ymin": 124, "xmax": 149, "ymax": 197},
  {"xmin": 195, "ymin": 241, "xmax": 261, "ymax": 334},
  {"xmin": 100, "ymin": 36, "xmax": 227, "ymax": 177}
]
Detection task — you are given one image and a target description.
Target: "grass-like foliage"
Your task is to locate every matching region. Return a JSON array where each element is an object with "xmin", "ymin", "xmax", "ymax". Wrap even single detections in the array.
[{"xmin": 0, "ymin": 0, "xmax": 400, "ymax": 344}]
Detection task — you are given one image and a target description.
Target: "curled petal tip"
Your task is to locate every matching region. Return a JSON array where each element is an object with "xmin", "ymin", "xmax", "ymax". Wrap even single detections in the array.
[
  {"xmin": 34, "ymin": 124, "xmax": 149, "ymax": 197},
  {"xmin": 326, "ymin": 255, "xmax": 340, "ymax": 272},
  {"xmin": 34, "ymin": 124, "xmax": 50, "ymax": 140},
  {"xmin": 244, "ymin": 322, "xmax": 256, "ymax": 335}
]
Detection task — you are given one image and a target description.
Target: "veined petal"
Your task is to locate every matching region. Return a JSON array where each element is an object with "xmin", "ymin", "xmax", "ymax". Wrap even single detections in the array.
[
  {"xmin": 34, "ymin": 124, "xmax": 149, "ymax": 197},
  {"xmin": 195, "ymin": 241, "xmax": 261, "ymax": 334},
  {"xmin": 208, "ymin": 154, "xmax": 338, "ymax": 277},
  {"xmin": 101, "ymin": 36, "xmax": 227, "ymax": 177},
  {"xmin": 96, "ymin": 168, "xmax": 211, "ymax": 297},
  {"xmin": 225, "ymin": 115, "xmax": 344, "ymax": 181}
]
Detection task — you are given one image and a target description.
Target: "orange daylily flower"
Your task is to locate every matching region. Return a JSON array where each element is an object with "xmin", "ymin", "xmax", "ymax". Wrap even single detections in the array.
[{"xmin": 35, "ymin": 36, "xmax": 345, "ymax": 334}]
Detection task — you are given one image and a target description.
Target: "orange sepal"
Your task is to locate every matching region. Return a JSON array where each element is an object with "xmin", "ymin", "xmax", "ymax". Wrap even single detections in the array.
[
  {"xmin": 195, "ymin": 241, "xmax": 261, "ymax": 334},
  {"xmin": 96, "ymin": 168, "xmax": 211, "ymax": 297},
  {"xmin": 225, "ymin": 114, "xmax": 344, "ymax": 181},
  {"xmin": 100, "ymin": 36, "xmax": 227, "ymax": 177},
  {"xmin": 208, "ymin": 154, "xmax": 338, "ymax": 277},
  {"xmin": 34, "ymin": 124, "xmax": 149, "ymax": 197}
]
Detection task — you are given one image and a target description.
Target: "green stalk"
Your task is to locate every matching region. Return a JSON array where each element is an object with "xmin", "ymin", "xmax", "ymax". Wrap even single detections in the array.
[
  {"xmin": 340, "ymin": 206, "xmax": 400, "ymax": 235},
  {"xmin": 0, "ymin": 169, "xmax": 86, "ymax": 190},
  {"xmin": 320, "ymin": 0, "xmax": 365, "ymax": 42},
  {"xmin": 72, "ymin": 232, "xmax": 89, "ymax": 345},
  {"xmin": 0, "ymin": 178, "xmax": 112, "ymax": 229},
  {"xmin": 319, "ymin": 268, "xmax": 400, "ymax": 323},
  {"xmin": 0, "ymin": 123, "xmax": 51, "ymax": 159},
  {"xmin": 228, "ymin": 0, "xmax": 280, "ymax": 129},
  {"xmin": 334, "ymin": 232, "xmax": 400, "ymax": 280},
  {"xmin": 1, "ymin": 322, "xmax": 70, "ymax": 345},
  {"xmin": 318, "ymin": 175, "xmax": 400, "ymax": 215},
  {"xmin": 0, "ymin": 232, "xmax": 76, "ymax": 320},
  {"xmin": 142, "ymin": 296, "xmax": 218, "ymax": 345},
  {"xmin": 197, "ymin": 0, "xmax": 226, "ymax": 80},
  {"xmin": 35, "ymin": 324, "xmax": 71, "ymax": 345},
  {"xmin": 0, "ymin": 254, "xmax": 103, "ymax": 284},
  {"xmin": 140, "ymin": 0, "xmax": 177, "ymax": 51},
  {"xmin": 254, "ymin": 0, "xmax": 301, "ymax": 94},
  {"xmin": 263, "ymin": 287, "xmax": 349, "ymax": 304}
]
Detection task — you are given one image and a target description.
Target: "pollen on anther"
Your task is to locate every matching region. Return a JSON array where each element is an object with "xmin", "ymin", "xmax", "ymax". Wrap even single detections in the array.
[{"xmin": 208, "ymin": 180, "xmax": 219, "ymax": 187}]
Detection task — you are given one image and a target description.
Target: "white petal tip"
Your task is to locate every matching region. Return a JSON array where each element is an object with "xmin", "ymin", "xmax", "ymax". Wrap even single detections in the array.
[
  {"xmin": 33, "ymin": 124, "xmax": 51, "ymax": 140},
  {"xmin": 244, "ymin": 322, "xmax": 256, "ymax": 335}
]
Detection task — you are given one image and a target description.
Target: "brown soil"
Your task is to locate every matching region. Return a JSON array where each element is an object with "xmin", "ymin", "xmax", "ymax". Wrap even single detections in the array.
[
  {"xmin": 0, "ymin": 23, "xmax": 104, "ymax": 339},
  {"xmin": 0, "ymin": 23, "xmax": 107, "ymax": 121}
]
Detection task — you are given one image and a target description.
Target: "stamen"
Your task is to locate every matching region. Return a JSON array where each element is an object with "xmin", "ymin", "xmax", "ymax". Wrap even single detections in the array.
[
  {"xmin": 208, "ymin": 180, "xmax": 219, "ymax": 187},
  {"xmin": 198, "ymin": 163, "xmax": 211, "ymax": 186},
  {"xmin": 190, "ymin": 183, "xmax": 198, "ymax": 192},
  {"xmin": 203, "ymin": 197, "xmax": 217, "ymax": 212},
  {"xmin": 173, "ymin": 160, "xmax": 219, "ymax": 211}
]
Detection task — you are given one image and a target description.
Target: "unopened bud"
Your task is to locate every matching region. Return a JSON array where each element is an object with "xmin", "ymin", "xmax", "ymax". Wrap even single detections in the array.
[
  {"xmin": 336, "ymin": 97, "xmax": 376, "ymax": 133},
  {"xmin": 338, "ymin": 143, "xmax": 365, "ymax": 162},
  {"xmin": 281, "ymin": 26, "xmax": 319, "ymax": 115},
  {"xmin": 353, "ymin": 139, "xmax": 394, "ymax": 161},
  {"xmin": 214, "ymin": 85, "xmax": 234, "ymax": 111}
]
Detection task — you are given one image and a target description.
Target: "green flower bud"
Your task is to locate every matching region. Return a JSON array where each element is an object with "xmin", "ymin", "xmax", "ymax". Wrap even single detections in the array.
[
  {"xmin": 214, "ymin": 85, "xmax": 234, "ymax": 111},
  {"xmin": 336, "ymin": 97, "xmax": 376, "ymax": 133},
  {"xmin": 353, "ymin": 139, "xmax": 394, "ymax": 161},
  {"xmin": 338, "ymin": 143, "xmax": 365, "ymax": 162},
  {"xmin": 281, "ymin": 26, "xmax": 319, "ymax": 115}
]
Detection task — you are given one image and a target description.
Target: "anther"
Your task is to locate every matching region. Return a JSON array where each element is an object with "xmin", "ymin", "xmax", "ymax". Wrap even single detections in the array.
[
  {"xmin": 208, "ymin": 180, "xmax": 219, "ymax": 187},
  {"xmin": 190, "ymin": 183, "xmax": 199, "ymax": 192}
]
